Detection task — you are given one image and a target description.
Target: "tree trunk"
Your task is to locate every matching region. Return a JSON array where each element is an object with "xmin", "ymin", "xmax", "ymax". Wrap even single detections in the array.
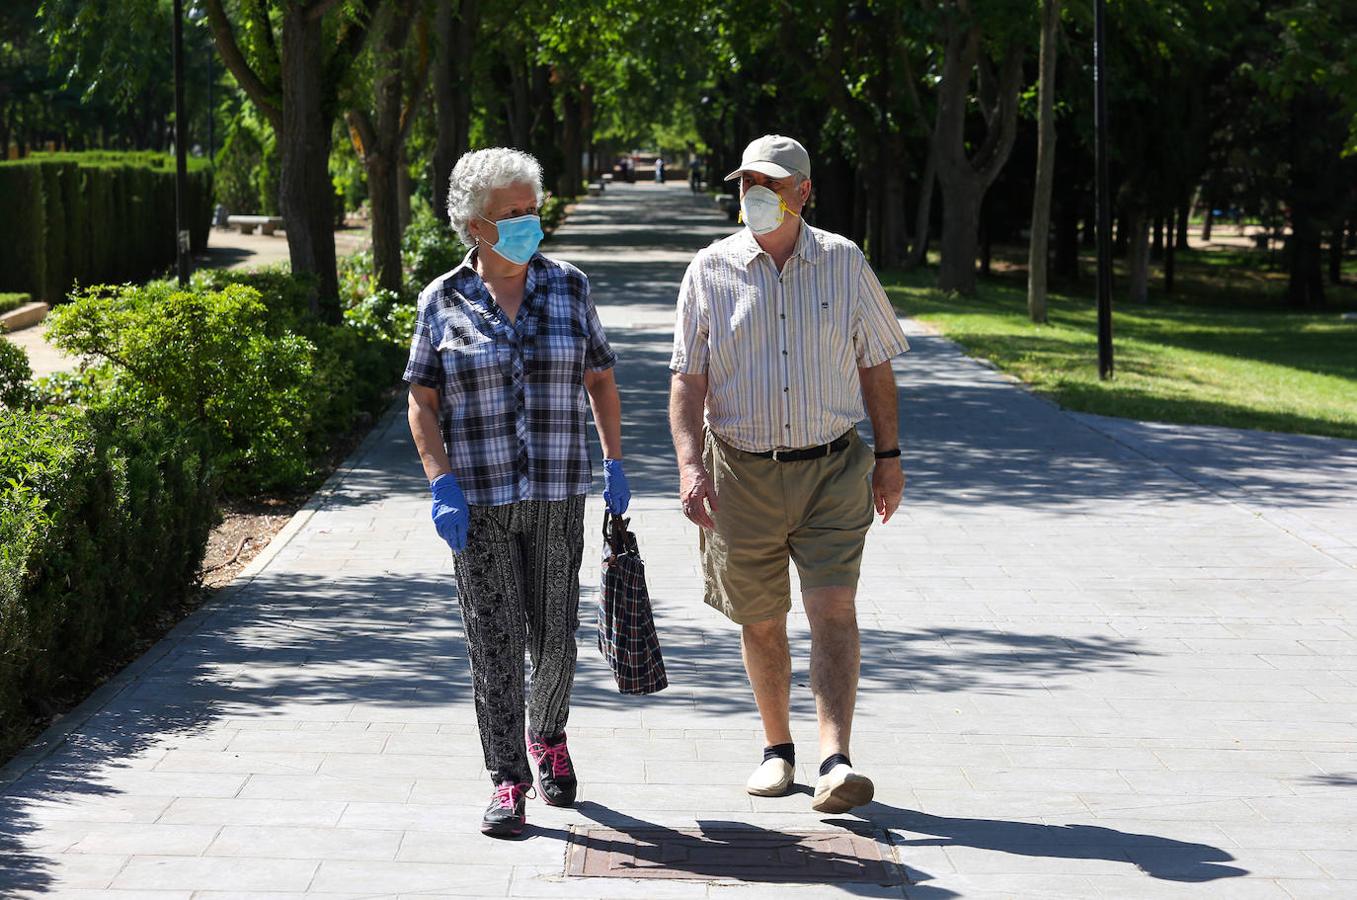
[
  {"xmin": 350, "ymin": 1, "xmax": 422, "ymax": 296},
  {"xmin": 1150, "ymin": 215, "xmax": 1164, "ymax": 261},
  {"xmin": 280, "ymin": 7, "xmax": 341, "ymax": 320},
  {"xmin": 1286, "ymin": 216, "xmax": 1325, "ymax": 308},
  {"xmin": 874, "ymin": 132, "xmax": 908, "ymax": 268},
  {"xmin": 938, "ymin": 177, "xmax": 981, "ymax": 294},
  {"xmin": 368, "ymin": 153, "xmax": 401, "ymax": 292},
  {"xmin": 1201, "ymin": 206, "xmax": 1213, "ymax": 243},
  {"xmin": 398, "ymin": 145, "xmax": 412, "ymax": 232},
  {"xmin": 1127, "ymin": 207, "xmax": 1150, "ymax": 303},
  {"xmin": 1330, "ymin": 221, "xmax": 1344, "ymax": 285},
  {"xmin": 433, "ymin": 0, "xmax": 479, "ymax": 223},
  {"xmin": 905, "ymin": 148, "xmax": 936, "ymax": 270},
  {"xmin": 1053, "ymin": 199, "xmax": 1080, "ymax": 280},
  {"xmin": 932, "ymin": 26, "xmax": 1023, "ymax": 295},
  {"xmin": 1176, "ymin": 197, "xmax": 1190, "ymax": 250},
  {"xmin": 1026, "ymin": 0, "xmax": 1059, "ymax": 323},
  {"xmin": 1164, "ymin": 206, "xmax": 1176, "ymax": 295},
  {"xmin": 558, "ymin": 86, "xmax": 582, "ymax": 198}
]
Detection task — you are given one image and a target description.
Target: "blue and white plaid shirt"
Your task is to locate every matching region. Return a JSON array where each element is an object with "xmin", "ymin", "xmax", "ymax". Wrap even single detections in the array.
[{"xmin": 404, "ymin": 249, "xmax": 617, "ymax": 506}]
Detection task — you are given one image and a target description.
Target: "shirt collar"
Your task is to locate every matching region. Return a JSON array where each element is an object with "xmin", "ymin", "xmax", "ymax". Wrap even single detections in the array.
[
  {"xmin": 736, "ymin": 221, "xmax": 822, "ymax": 268},
  {"xmin": 451, "ymin": 247, "xmax": 545, "ymax": 320}
]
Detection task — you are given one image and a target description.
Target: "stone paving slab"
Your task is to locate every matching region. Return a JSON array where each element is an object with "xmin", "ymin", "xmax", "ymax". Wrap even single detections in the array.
[{"xmin": 2, "ymin": 182, "xmax": 1356, "ymax": 897}]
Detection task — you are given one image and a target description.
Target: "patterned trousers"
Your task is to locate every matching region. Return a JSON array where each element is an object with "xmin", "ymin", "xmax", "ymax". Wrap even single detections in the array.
[{"xmin": 451, "ymin": 494, "xmax": 585, "ymax": 785}]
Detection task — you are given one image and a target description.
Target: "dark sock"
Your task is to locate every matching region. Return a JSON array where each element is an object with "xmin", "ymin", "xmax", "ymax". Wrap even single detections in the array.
[
  {"xmin": 763, "ymin": 742, "xmax": 795, "ymax": 765},
  {"xmin": 819, "ymin": 753, "xmax": 851, "ymax": 776},
  {"xmin": 544, "ymin": 732, "xmax": 566, "ymax": 746}
]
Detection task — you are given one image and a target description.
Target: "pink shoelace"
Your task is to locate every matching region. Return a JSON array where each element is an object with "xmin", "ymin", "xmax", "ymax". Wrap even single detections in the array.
[
  {"xmin": 491, "ymin": 781, "xmax": 531, "ymax": 810},
  {"xmin": 527, "ymin": 735, "xmax": 574, "ymax": 777}
]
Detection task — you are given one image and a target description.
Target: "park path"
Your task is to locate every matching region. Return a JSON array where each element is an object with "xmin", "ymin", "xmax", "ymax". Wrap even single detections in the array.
[{"xmin": 3, "ymin": 182, "xmax": 1357, "ymax": 898}]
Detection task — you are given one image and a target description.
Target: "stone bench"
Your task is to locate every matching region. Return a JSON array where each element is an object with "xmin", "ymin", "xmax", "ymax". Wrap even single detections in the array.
[{"xmin": 227, "ymin": 215, "xmax": 284, "ymax": 236}]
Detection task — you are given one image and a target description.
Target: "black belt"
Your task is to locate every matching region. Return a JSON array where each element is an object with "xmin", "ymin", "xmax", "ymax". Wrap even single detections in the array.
[{"xmin": 750, "ymin": 433, "xmax": 851, "ymax": 462}]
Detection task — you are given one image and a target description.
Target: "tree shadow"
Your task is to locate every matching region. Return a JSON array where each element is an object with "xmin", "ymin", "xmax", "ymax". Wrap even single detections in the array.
[
  {"xmin": 566, "ymin": 800, "xmax": 909, "ymax": 892},
  {"xmin": 849, "ymin": 799, "xmax": 1248, "ymax": 885}
]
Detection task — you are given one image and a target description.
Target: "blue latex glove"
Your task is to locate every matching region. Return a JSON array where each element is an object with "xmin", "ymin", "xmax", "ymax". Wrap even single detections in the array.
[
  {"xmin": 430, "ymin": 473, "xmax": 469, "ymax": 553},
  {"xmin": 602, "ymin": 458, "xmax": 630, "ymax": 515}
]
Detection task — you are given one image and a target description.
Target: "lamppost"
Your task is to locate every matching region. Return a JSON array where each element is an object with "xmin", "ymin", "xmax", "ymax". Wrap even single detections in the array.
[
  {"xmin": 1093, "ymin": 0, "xmax": 1113, "ymax": 378},
  {"xmin": 172, "ymin": 0, "xmax": 191, "ymax": 286}
]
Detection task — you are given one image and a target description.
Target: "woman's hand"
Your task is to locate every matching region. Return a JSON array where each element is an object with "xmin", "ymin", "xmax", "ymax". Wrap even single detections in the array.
[
  {"xmin": 603, "ymin": 458, "xmax": 631, "ymax": 515},
  {"xmin": 430, "ymin": 473, "xmax": 469, "ymax": 552}
]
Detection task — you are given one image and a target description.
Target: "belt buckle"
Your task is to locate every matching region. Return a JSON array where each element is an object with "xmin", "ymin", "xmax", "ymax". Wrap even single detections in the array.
[{"xmin": 771, "ymin": 448, "xmax": 787, "ymax": 462}]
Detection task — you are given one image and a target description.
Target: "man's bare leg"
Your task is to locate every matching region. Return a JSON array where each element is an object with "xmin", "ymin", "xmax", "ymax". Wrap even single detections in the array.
[
  {"xmin": 803, "ymin": 585, "xmax": 860, "ymax": 760},
  {"xmin": 741, "ymin": 613, "xmax": 793, "ymax": 746}
]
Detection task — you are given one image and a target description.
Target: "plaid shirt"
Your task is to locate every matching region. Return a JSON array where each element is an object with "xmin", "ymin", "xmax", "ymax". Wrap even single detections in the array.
[{"xmin": 403, "ymin": 249, "xmax": 617, "ymax": 506}]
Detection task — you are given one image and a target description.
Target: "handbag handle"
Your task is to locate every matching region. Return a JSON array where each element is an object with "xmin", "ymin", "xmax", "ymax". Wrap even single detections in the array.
[{"xmin": 602, "ymin": 511, "xmax": 628, "ymax": 556}]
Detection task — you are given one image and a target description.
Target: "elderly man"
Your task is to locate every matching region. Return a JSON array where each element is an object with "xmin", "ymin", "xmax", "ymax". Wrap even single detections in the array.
[{"xmin": 668, "ymin": 135, "xmax": 909, "ymax": 813}]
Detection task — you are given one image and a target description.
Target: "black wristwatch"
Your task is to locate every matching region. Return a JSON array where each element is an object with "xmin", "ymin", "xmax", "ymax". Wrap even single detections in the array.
[{"xmin": 874, "ymin": 447, "xmax": 902, "ymax": 459}]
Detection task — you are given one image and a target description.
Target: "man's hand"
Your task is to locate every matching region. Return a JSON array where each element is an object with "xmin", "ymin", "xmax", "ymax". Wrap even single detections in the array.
[
  {"xmin": 678, "ymin": 462, "xmax": 718, "ymax": 530},
  {"xmin": 872, "ymin": 459, "xmax": 905, "ymax": 524}
]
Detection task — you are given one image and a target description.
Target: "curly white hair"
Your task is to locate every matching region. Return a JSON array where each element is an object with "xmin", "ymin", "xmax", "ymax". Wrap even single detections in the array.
[{"xmin": 446, "ymin": 148, "xmax": 544, "ymax": 246}]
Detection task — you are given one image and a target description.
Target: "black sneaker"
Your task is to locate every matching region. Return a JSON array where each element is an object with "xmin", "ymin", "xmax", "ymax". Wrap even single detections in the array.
[
  {"xmin": 527, "ymin": 731, "xmax": 578, "ymax": 807},
  {"xmin": 480, "ymin": 781, "xmax": 530, "ymax": 838}
]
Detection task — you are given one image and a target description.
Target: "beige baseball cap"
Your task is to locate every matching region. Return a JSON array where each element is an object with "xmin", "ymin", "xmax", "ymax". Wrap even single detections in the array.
[{"xmin": 723, "ymin": 134, "xmax": 811, "ymax": 181}]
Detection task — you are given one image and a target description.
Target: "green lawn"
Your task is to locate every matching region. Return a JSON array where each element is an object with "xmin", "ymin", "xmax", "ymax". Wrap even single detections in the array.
[{"xmin": 881, "ymin": 266, "xmax": 1357, "ymax": 440}]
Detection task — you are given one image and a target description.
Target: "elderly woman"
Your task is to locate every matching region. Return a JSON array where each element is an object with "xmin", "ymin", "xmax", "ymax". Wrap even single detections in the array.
[{"xmin": 404, "ymin": 148, "xmax": 628, "ymax": 838}]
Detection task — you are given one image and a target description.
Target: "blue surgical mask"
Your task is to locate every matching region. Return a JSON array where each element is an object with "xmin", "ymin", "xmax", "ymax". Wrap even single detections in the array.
[{"xmin": 479, "ymin": 213, "xmax": 543, "ymax": 264}]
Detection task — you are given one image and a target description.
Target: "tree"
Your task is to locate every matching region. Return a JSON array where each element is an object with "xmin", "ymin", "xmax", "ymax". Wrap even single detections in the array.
[
  {"xmin": 204, "ymin": 0, "xmax": 379, "ymax": 322},
  {"xmin": 1025, "ymin": 0, "xmax": 1059, "ymax": 323},
  {"xmin": 430, "ymin": 0, "xmax": 478, "ymax": 222},
  {"xmin": 345, "ymin": 0, "xmax": 430, "ymax": 293},
  {"xmin": 928, "ymin": 0, "xmax": 1029, "ymax": 295}
]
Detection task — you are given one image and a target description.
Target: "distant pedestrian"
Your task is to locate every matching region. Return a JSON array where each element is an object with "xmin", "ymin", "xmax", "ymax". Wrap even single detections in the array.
[
  {"xmin": 689, "ymin": 155, "xmax": 702, "ymax": 194},
  {"xmin": 668, "ymin": 134, "xmax": 909, "ymax": 813},
  {"xmin": 655, "ymin": 157, "xmax": 665, "ymax": 183},
  {"xmin": 404, "ymin": 147, "xmax": 630, "ymax": 838}
]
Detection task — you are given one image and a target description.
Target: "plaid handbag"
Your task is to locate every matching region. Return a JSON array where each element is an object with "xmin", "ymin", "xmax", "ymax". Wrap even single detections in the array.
[{"xmin": 598, "ymin": 512, "xmax": 668, "ymax": 694}]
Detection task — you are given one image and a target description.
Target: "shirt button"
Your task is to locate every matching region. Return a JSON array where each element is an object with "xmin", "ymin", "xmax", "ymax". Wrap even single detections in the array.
[
  {"xmin": 784, "ymin": 387, "xmax": 789, "ymax": 392},
  {"xmin": 781, "ymin": 350, "xmax": 788, "ymax": 355},
  {"xmin": 780, "ymin": 313, "xmax": 786, "ymax": 319}
]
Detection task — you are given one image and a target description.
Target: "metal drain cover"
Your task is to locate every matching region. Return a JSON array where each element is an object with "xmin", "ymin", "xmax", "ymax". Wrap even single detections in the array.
[{"xmin": 565, "ymin": 826, "xmax": 903, "ymax": 883}]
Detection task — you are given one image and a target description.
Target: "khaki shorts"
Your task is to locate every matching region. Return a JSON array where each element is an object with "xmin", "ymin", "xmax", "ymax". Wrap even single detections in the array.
[{"xmin": 700, "ymin": 428, "xmax": 874, "ymax": 624}]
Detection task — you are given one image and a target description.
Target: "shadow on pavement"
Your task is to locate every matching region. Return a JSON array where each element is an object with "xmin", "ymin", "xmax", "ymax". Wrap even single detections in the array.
[
  {"xmin": 568, "ymin": 800, "xmax": 908, "ymax": 892},
  {"xmin": 847, "ymin": 800, "xmax": 1247, "ymax": 885}
]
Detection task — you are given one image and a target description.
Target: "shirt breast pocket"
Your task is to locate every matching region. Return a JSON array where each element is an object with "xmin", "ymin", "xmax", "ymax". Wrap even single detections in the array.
[
  {"xmin": 530, "ymin": 324, "xmax": 586, "ymax": 381},
  {"xmin": 437, "ymin": 325, "xmax": 496, "ymax": 373}
]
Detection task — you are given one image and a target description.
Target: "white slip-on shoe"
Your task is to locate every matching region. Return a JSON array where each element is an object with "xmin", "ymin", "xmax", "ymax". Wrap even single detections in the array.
[
  {"xmin": 745, "ymin": 758, "xmax": 795, "ymax": 796},
  {"xmin": 811, "ymin": 764, "xmax": 874, "ymax": 813}
]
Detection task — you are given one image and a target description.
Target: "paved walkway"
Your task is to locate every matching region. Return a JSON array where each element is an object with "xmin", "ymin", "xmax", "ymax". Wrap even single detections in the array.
[{"xmin": 3, "ymin": 183, "xmax": 1357, "ymax": 898}]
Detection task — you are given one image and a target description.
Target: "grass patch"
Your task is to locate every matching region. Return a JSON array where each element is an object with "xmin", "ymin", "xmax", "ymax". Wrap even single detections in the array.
[
  {"xmin": 882, "ymin": 267, "xmax": 1357, "ymax": 440},
  {"xmin": 0, "ymin": 292, "xmax": 31, "ymax": 315}
]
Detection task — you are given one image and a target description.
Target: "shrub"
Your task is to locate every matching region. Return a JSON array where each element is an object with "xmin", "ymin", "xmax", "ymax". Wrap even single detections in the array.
[
  {"xmin": 0, "ymin": 338, "xmax": 32, "ymax": 408},
  {"xmin": 540, "ymin": 193, "xmax": 572, "ymax": 238},
  {"xmin": 0, "ymin": 405, "xmax": 215, "ymax": 760},
  {"xmin": 45, "ymin": 281, "xmax": 315, "ymax": 495},
  {"xmin": 403, "ymin": 201, "xmax": 468, "ymax": 291}
]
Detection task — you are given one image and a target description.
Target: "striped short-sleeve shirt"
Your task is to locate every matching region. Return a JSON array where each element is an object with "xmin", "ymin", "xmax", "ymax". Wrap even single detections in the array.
[
  {"xmin": 670, "ymin": 224, "xmax": 909, "ymax": 453},
  {"xmin": 404, "ymin": 249, "xmax": 617, "ymax": 506}
]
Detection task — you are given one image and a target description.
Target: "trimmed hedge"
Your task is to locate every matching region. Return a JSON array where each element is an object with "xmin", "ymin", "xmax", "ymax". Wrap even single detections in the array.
[
  {"xmin": 0, "ymin": 293, "xmax": 31, "ymax": 315},
  {"xmin": 0, "ymin": 152, "xmax": 213, "ymax": 305},
  {"xmin": 0, "ymin": 405, "xmax": 215, "ymax": 759}
]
